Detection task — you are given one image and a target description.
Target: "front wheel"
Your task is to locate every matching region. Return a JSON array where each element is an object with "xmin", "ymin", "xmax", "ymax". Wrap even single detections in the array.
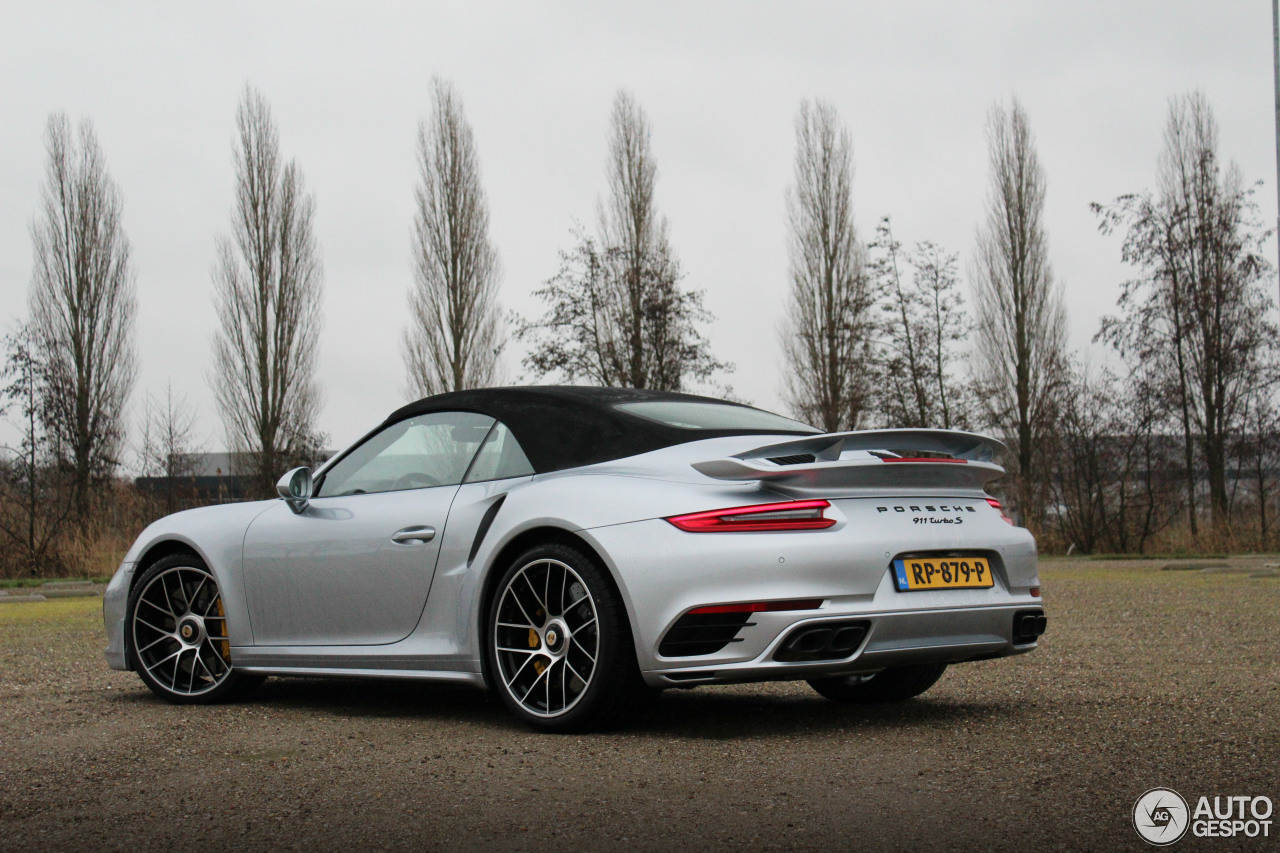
[
  {"xmin": 126, "ymin": 553, "xmax": 262, "ymax": 704},
  {"xmin": 807, "ymin": 663, "xmax": 948, "ymax": 703},
  {"xmin": 486, "ymin": 542, "xmax": 646, "ymax": 732}
]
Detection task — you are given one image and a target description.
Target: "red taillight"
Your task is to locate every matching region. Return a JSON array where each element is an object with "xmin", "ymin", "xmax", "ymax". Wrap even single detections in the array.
[
  {"xmin": 1030, "ymin": 586, "xmax": 1041, "ymax": 598},
  {"xmin": 688, "ymin": 598, "xmax": 825, "ymax": 615},
  {"xmin": 987, "ymin": 498, "xmax": 1014, "ymax": 525},
  {"xmin": 665, "ymin": 499, "xmax": 835, "ymax": 532}
]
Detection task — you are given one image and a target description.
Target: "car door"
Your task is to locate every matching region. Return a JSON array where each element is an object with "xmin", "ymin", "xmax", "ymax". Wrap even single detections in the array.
[{"xmin": 241, "ymin": 411, "xmax": 495, "ymax": 646}]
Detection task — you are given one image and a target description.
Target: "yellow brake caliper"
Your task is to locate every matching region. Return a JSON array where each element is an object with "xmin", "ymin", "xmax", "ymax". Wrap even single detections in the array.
[
  {"xmin": 216, "ymin": 599, "xmax": 232, "ymax": 664},
  {"xmin": 530, "ymin": 608, "xmax": 546, "ymax": 674}
]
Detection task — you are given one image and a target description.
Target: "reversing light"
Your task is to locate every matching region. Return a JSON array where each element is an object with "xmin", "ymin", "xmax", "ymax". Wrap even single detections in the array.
[
  {"xmin": 688, "ymin": 598, "xmax": 825, "ymax": 615},
  {"xmin": 665, "ymin": 499, "xmax": 835, "ymax": 532},
  {"xmin": 986, "ymin": 498, "xmax": 1015, "ymax": 525}
]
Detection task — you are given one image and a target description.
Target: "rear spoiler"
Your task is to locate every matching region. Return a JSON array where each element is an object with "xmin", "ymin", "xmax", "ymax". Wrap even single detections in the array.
[{"xmin": 691, "ymin": 429, "xmax": 1007, "ymax": 490}]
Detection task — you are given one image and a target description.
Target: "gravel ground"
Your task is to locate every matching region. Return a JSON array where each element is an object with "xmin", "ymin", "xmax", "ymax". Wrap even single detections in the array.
[{"xmin": 1, "ymin": 556, "xmax": 1278, "ymax": 852}]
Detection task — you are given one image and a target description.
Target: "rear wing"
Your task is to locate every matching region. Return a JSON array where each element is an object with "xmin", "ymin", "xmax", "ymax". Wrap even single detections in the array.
[{"xmin": 691, "ymin": 429, "xmax": 1007, "ymax": 490}]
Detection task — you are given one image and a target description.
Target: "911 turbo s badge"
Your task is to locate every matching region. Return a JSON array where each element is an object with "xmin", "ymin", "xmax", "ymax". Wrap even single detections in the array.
[{"xmin": 876, "ymin": 504, "xmax": 978, "ymax": 525}]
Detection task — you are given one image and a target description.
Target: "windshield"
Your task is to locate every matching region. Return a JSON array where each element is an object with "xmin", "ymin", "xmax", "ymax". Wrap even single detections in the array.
[{"xmin": 614, "ymin": 401, "xmax": 820, "ymax": 434}]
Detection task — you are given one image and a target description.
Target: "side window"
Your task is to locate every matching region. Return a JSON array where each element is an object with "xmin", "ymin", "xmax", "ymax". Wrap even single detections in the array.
[
  {"xmin": 463, "ymin": 421, "xmax": 534, "ymax": 483},
  {"xmin": 316, "ymin": 412, "xmax": 495, "ymax": 497}
]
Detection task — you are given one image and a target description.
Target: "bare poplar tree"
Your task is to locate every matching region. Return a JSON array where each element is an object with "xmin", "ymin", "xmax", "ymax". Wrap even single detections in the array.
[
  {"xmin": 28, "ymin": 114, "xmax": 137, "ymax": 517},
  {"xmin": 518, "ymin": 91, "xmax": 727, "ymax": 391},
  {"xmin": 780, "ymin": 99, "xmax": 875, "ymax": 432},
  {"xmin": 1094, "ymin": 92, "xmax": 1277, "ymax": 531},
  {"xmin": 403, "ymin": 78, "xmax": 502, "ymax": 397},
  {"xmin": 599, "ymin": 90, "xmax": 679, "ymax": 389},
  {"xmin": 137, "ymin": 381, "xmax": 203, "ymax": 515},
  {"xmin": 212, "ymin": 86, "xmax": 324, "ymax": 497},
  {"xmin": 972, "ymin": 97, "xmax": 1068, "ymax": 526}
]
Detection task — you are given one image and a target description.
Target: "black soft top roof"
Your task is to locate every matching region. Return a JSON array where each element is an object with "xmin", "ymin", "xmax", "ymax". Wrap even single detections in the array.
[{"xmin": 382, "ymin": 386, "xmax": 815, "ymax": 474}]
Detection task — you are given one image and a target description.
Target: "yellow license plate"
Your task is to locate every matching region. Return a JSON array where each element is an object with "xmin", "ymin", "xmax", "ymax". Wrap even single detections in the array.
[{"xmin": 893, "ymin": 556, "xmax": 994, "ymax": 591}]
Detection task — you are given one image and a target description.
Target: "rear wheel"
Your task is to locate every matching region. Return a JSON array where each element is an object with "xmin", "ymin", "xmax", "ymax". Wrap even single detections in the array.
[
  {"xmin": 127, "ymin": 554, "xmax": 262, "ymax": 704},
  {"xmin": 807, "ymin": 663, "xmax": 948, "ymax": 703},
  {"xmin": 487, "ymin": 542, "xmax": 646, "ymax": 732}
]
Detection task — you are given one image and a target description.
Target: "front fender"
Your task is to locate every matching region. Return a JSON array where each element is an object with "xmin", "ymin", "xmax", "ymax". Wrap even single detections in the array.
[{"xmin": 110, "ymin": 500, "xmax": 276, "ymax": 656}]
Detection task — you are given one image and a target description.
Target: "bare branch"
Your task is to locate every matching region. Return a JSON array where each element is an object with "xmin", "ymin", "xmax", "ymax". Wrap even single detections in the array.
[
  {"xmin": 0, "ymin": 328, "xmax": 77, "ymax": 575},
  {"xmin": 137, "ymin": 381, "xmax": 204, "ymax": 515}
]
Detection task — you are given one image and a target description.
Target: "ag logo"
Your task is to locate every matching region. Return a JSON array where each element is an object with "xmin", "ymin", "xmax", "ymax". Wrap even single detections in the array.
[{"xmin": 1133, "ymin": 787, "xmax": 1189, "ymax": 845}]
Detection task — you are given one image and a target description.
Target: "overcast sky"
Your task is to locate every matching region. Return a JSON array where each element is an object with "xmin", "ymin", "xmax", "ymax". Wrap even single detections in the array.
[{"xmin": 2, "ymin": 1, "xmax": 1278, "ymax": 463}]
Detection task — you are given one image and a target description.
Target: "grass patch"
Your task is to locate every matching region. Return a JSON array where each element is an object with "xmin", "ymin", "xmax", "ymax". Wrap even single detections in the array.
[
  {"xmin": 1086, "ymin": 553, "xmax": 1229, "ymax": 561},
  {"xmin": 0, "ymin": 576, "xmax": 110, "ymax": 589},
  {"xmin": 1039, "ymin": 565, "xmax": 1157, "ymax": 583},
  {"xmin": 0, "ymin": 595, "xmax": 101, "ymax": 627}
]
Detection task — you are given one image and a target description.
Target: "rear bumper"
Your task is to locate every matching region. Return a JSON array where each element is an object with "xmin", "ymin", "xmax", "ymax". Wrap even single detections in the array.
[
  {"xmin": 640, "ymin": 601, "xmax": 1039, "ymax": 686},
  {"xmin": 641, "ymin": 603, "xmax": 1042, "ymax": 687},
  {"xmin": 580, "ymin": 498, "xmax": 1041, "ymax": 686}
]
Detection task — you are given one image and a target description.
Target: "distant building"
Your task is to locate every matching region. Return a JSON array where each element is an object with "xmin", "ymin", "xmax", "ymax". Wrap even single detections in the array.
[
  {"xmin": 134, "ymin": 452, "xmax": 253, "ymax": 503},
  {"xmin": 134, "ymin": 451, "xmax": 334, "ymax": 504}
]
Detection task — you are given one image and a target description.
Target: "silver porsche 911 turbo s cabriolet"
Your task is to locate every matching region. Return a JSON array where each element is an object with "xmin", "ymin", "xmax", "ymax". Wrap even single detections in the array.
[{"xmin": 103, "ymin": 386, "xmax": 1045, "ymax": 732}]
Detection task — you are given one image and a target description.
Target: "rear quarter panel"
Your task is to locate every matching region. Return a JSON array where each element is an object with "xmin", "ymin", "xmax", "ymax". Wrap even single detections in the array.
[{"xmin": 452, "ymin": 471, "xmax": 795, "ymax": 662}]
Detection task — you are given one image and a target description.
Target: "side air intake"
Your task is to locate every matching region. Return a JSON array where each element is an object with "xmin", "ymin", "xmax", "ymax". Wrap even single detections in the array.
[{"xmin": 659, "ymin": 613, "xmax": 753, "ymax": 657}]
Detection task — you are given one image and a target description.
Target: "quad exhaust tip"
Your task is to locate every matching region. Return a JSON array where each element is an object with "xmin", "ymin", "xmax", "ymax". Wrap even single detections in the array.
[{"xmin": 774, "ymin": 620, "xmax": 870, "ymax": 662}]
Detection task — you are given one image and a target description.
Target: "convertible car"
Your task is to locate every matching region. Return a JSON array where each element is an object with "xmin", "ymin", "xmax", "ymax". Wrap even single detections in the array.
[{"xmin": 104, "ymin": 386, "xmax": 1045, "ymax": 732}]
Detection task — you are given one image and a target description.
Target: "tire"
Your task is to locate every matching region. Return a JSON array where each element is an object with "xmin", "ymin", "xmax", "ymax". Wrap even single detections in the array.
[
  {"xmin": 126, "ymin": 553, "xmax": 262, "ymax": 704},
  {"xmin": 807, "ymin": 663, "xmax": 948, "ymax": 703},
  {"xmin": 485, "ymin": 542, "xmax": 646, "ymax": 733}
]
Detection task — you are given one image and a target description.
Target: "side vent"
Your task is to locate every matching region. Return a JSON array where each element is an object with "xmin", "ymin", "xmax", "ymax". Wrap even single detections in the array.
[{"xmin": 467, "ymin": 495, "xmax": 507, "ymax": 566}]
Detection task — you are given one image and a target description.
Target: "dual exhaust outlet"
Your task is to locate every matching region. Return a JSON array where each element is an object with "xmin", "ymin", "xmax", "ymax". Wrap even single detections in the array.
[
  {"xmin": 773, "ymin": 620, "xmax": 870, "ymax": 662},
  {"xmin": 1014, "ymin": 610, "xmax": 1047, "ymax": 644}
]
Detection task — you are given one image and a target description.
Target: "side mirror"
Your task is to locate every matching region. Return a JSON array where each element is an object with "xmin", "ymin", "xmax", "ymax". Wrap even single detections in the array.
[{"xmin": 276, "ymin": 467, "xmax": 313, "ymax": 514}]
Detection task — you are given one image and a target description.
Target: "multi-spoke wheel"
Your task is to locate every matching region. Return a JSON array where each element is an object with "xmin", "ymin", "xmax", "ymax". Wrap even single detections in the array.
[
  {"xmin": 487, "ymin": 542, "xmax": 647, "ymax": 732},
  {"xmin": 127, "ymin": 553, "xmax": 261, "ymax": 704}
]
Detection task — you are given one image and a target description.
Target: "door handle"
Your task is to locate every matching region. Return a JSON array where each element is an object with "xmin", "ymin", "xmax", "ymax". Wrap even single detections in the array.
[{"xmin": 391, "ymin": 525, "xmax": 436, "ymax": 544}]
